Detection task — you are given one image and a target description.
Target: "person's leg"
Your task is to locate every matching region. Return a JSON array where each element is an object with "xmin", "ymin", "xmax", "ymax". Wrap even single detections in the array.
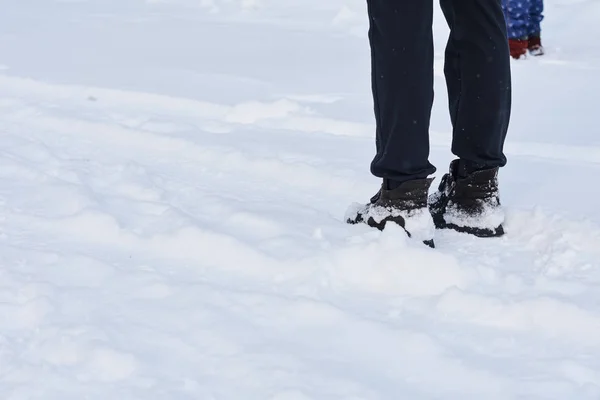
[
  {"xmin": 528, "ymin": 0, "xmax": 544, "ymax": 37},
  {"xmin": 429, "ymin": 0, "xmax": 511, "ymax": 238},
  {"xmin": 367, "ymin": 0, "xmax": 436, "ymax": 188},
  {"xmin": 502, "ymin": 0, "xmax": 531, "ymax": 40},
  {"xmin": 440, "ymin": 0, "xmax": 511, "ymax": 173},
  {"xmin": 527, "ymin": 0, "xmax": 545, "ymax": 55},
  {"xmin": 347, "ymin": 0, "xmax": 437, "ymax": 245}
]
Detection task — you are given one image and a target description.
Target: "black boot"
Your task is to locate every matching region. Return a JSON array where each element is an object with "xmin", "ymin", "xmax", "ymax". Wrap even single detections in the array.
[
  {"xmin": 428, "ymin": 160, "xmax": 505, "ymax": 238},
  {"xmin": 347, "ymin": 178, "xmax": 435, "ymax": 247}
]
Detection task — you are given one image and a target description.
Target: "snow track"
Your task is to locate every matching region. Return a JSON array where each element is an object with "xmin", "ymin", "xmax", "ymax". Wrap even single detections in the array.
[{"xmin": 1, "ymin": 0, "xmax": 600, "ymax": 398}]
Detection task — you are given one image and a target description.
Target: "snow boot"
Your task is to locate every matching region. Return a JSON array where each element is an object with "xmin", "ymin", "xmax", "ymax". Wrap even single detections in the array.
[
  {"xmin": 428, "ymin": 160, "xmax": 505, "ymax": 238},
  {"xmin": 508, "ymin": 38, "xmax": 528, "ymax": 59},
  {"xmin": 346, "ymin": 178, "xmax": 435, "ymax": 248},
  {"xmin": 528, "ymin": 35, "xmax": 544, "ymax": 56}
]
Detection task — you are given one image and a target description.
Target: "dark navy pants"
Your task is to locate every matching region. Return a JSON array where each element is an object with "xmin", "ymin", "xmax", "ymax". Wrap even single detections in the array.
[
  {"xmin": 502, "ymin": 0, "xmax": 544, "ymax": 39},
  {"xmin": 367, "ymin": 0, "xmax": 512, "ymax": 186}
]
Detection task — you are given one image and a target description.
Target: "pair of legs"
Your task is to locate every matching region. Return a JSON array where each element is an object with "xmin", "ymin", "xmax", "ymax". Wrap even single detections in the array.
[
  {"xmin": 502, "ymin": 0, "xmax": 544, "ymax": 40},
  {"xmin": 367, "ymin": 0, "xmax": 511, "ymax": 187}
]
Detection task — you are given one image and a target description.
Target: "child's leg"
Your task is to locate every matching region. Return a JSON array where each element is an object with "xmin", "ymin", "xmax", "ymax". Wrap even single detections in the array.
[
  {"xmin": 502, "ymin": 0, "xmax": 531, "ymax": 58},
  {"xmin": 528, "ymin": 0, "xmax": 544, "ymax": 37},
  {"xmin": 527, "ymin": 0, "xmax": 544, "ymax": 55},
  {"xmin": 502, "ymin": 0, "xmax": 532, "ymax": 39}
]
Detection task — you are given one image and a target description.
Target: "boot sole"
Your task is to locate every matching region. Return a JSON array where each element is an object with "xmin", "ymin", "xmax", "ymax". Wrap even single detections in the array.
[{"xmin": 432, "ymin": 214, "xmax": 504, "ymax": 238}]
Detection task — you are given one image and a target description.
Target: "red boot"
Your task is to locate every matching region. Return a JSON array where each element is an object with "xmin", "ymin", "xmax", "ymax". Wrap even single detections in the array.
[
  {"xmin": 508, "ymin": 39, "xmax": 528, "ymax": 59},
  {"xmin": 528, "ymin": 35, "xmax": 545, "ymax": 56}
]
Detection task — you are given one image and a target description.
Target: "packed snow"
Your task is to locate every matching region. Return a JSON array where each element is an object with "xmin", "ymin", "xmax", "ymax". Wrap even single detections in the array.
[{"xmin": 1, "ymin": 0, "xmax": 600, "ymax": 398}]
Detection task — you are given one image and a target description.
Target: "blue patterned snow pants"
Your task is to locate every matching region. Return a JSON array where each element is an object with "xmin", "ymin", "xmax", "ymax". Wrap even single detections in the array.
[{"xmin": 502, "ymin": 0, "xmax": 544, "ymax": 39}]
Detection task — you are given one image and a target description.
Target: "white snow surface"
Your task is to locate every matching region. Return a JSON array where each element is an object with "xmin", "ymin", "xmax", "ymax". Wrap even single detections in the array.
[{"xmin": 1, "ymin": 0, "xmax": 600, "ymax": 398}]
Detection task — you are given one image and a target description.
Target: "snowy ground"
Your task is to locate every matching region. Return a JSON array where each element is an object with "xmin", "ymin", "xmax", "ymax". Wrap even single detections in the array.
[{"xmin": 1, "ymin": 0, "xmax": 600, "ymax": 398}]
